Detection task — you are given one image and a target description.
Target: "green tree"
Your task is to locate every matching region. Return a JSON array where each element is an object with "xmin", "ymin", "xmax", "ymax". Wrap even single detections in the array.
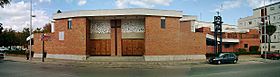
[
  {"xmin": 0, "ymin": 0, "xmax": 11, "ymax": 8},
  {"xmin": 42, "ymin": 23, "xmax": 51, "ymax": 33},
  {"xmin": 33, "ymin": 28, "xmax": 43, "ymax": 33},
  {"xmin": 0, "ymin": 28, "xmax": 16, "ymax": 48},
  {"xmin": 263, "ymin": 24, "xmax": 277, "ymax": 52},
  {"xmin": 20, "ymin": 28, "xmax": 30, "ymax": 47},
  {"xmin": 0, "ymin": 23, "xmax": 3, "ymax": 34}
]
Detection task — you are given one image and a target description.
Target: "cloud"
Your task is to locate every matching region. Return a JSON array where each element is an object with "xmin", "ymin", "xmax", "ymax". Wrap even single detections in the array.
[
  {"xmin": 65, "ymin": 0, "xmax": 87, "ymax": 6},
  {"xmin": 214, "ymin": 0, "xmax": 243, "ymax": 12},
  {"xmin": 78, "ymin": 0, "xmax": 87, "ymax": 6},
  {"xmin": 115, "ymin": 0, "xmax": 173, "ymax": 8},
  {"xmin": 39, "ymin": 0, "xmax": 51, "ymax": 3},
  {"xmin": 247, "ymin": 0, "xmax": 280, "ymax": 8},
  {"xmin": 212, "ymin": 0, "xmax": 280, "ymax": 12},
  {"xmin": 0, "ymin": 1, "xmax": 50, "ymax": 31}
]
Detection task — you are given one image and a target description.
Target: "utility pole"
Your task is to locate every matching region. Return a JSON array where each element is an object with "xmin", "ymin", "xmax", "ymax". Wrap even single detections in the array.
[
  {"xmin": 29, "ymin": 0, "xmax": 33, "ymax": 61},
  {"xmin": 263, "ymin": 0, "xmax": 267, "ymax": 60},
  {"xmin": 41, "ymin": 34, "xmax": 45, "ymax": 62}
]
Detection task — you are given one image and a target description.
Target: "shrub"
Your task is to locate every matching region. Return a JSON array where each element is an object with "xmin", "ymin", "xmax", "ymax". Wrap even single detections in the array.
[
  {"xmin": 238, "ymin": 48, "xmax": 247, "ymax": 52},
  {"xmin": 5, "ymin": 50, "xmax": 27, "ymax": 55},
  {"xmin": 249, "ymin": 46, "xmax": 259, "ymax": 52}
]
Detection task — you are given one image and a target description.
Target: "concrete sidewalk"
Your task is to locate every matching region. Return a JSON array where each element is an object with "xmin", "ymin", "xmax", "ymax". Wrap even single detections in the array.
[
  {"xmin": 4, "ymin": 55, "xmax": 205, "ymax": 68},
  {"xmin": 4, "ymin": 55, "xmax": 277, "ymax": 68}
]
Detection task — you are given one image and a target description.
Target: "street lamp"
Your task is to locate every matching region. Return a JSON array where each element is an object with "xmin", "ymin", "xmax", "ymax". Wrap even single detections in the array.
[{"xmin": 29, "ymin": 0, "xmax": 35, "ymax": 61}]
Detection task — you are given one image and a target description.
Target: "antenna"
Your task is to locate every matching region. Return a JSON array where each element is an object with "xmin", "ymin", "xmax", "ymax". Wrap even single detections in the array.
[
  {"xmin": 217, "ymin": 4, "xmax": 223, "ymax": 16},
  {"xmin": 199, "ymin": 12, "xmax": 202, "ymax": 20}
]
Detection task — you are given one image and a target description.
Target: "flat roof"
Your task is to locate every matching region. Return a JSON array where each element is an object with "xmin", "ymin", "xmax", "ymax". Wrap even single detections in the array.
[
  {"xmin": 53, "ymin": 8, "xmax": 183, "ymax": 19},
  {"xmin": 253, "ymin": 1, "xmax": 280, "ymax": 10}
]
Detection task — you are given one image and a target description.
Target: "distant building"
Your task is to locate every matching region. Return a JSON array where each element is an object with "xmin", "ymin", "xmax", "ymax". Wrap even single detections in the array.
[
  {"xmin": 178, "ymin": 15, "xmax": 260, "ymax": 53},
  {"xmin": 238, "ymin": 1, "xmax": 280, "ymax": 52},
  {"xmin": 196, "ymin": 27, "xmax": 260, "ymax": 53}
]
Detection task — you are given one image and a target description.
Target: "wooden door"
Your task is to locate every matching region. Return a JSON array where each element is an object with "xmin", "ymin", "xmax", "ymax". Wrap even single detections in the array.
[
  {"xmin": 122, "ymin": 39, "xmax": 144, "ymax": 56},
  {"xmin": 89, "ymin": 39, "xmax": 111, "ymax": 56},
  {"xmin": 88, "ymin": 20, "xmax": 111, "ymax": 56}
]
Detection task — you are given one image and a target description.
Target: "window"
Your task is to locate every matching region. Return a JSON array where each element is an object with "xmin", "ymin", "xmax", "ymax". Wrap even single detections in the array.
[
  {"xmin": 272, "ymin": 46, "xmax": 276, "ymax": 48},
  {"xmin": 274, "ymin": 35, "xmax": 277, "ymax": 39},
  {"xmin": 68, "ymin": 19, "xmax": 72, "ymax": 29},
  {"xmin": 224, "ymin": 44, "xmax": 230, "ymax": 48},
  {"xmin": 279, "ymin": 5, "xmax": 280, "ymax": 8},
  {"xmin": 248, "ymin": 21, "xmax": 252, "ymax": 25},
  {"xmin": 244, "ymin": 44, "xmax": 248, "ymax": 48},
  {"xmin": 59, "ymin": 32, "xmax": 64, "ymax": 40},
  {"xmin": 161, "ymin": 17, "xmax": 166, "ymax": 29},
  {"xmin": 270, "ymin": 7, "xmax": 275, "ymax": 10}
]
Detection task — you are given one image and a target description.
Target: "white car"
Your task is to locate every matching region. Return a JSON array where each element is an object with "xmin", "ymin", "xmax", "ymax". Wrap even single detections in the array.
[{"xmin": 0, "ymin": 47, "xmax": 8, "ymax": 51}]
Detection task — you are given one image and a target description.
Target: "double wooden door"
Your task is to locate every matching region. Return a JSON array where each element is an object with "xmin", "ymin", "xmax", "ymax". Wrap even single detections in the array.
[{"xmin": 90, "ymin": 20, "xmax": 144, "ymax": 56}]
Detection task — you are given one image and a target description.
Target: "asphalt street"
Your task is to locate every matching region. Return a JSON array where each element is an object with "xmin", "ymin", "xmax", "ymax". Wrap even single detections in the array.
[{"xmin": 0, "ymin": 60, "xmax": 280, "ymax": 77}]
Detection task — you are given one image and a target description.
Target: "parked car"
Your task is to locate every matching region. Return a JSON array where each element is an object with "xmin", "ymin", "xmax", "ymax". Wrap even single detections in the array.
[
  {"xmin": 0, "ymin": 52, "xmax": 4, "ymax": 60},
  {"xmin": 208, "ymin": 53, "xmax": 238, "ymax": 64},
  {"xmin": 261, "ymin": 52, "xmax": 280, "ymax": 60},
  {"xmin": 0, "ymin": 47, "xmax": 9, "ymax": 52}
]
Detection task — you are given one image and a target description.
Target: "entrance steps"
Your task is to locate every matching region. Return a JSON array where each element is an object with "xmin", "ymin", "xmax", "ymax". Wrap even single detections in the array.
[{"xmin": 87, "ymin": 56, "xmax": 144, "ymax": 61}]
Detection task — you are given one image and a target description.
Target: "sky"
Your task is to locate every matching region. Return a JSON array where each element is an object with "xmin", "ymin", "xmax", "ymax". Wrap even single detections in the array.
[{"xmin": 0, "ymin": 0, "xmax": 280, "ymax": 31}]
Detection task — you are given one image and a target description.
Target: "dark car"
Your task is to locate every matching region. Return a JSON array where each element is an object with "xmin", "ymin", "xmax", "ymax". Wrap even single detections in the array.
[
  {"xmin": 208, "ymin": 53, "xmax": 238, "ymax": 64},
  {"xmin": 261, "ymin": 52, "xmax": 280, "ymax": 60}
]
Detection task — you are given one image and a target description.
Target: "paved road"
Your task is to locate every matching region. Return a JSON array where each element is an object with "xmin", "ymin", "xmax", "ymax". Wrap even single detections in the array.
[{"xmin": 0, "ymin": 60, "xmax": 280, "ymax": 77}]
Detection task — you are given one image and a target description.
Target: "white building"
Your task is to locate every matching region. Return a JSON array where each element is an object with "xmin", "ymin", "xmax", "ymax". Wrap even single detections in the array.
[
  {"xmin": 238, "ymin": 1, "xmax": 280, "ymax": 52},
  {"xmin": 181, "ymin": 15, "xmax": 248, "ymax": 33}
]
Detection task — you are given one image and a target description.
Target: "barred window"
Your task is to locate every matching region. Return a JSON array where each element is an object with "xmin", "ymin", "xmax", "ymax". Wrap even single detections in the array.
[
  {"xmin": 161, "ymin": 17, "xmax": 166, "ymax": 29},
  {"xmin": 68, "ymin": 19, "xmax": 72, "ymax": 29}
]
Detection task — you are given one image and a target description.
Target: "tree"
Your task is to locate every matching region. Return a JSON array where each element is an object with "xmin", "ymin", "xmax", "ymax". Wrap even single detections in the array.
[
  {"xmin": 42, "ymin": 23, "xmax": 51, "ymax": 33},
  {"xmin": 0, "ymin": 28, "xmax": 16, "ymax": 48},
  {"xmin": 0, "ymin": 23, "xmax": 3, "ymax": 34},
  {"xmin": 263, "ymin": 24, "xmax": 277, "ymax": 52},
  {"xmin": 0, "ymin": 0, "xmax": 11, "ymax": 8},
  {"xmin": 33, "ymin": 28, "xmax": 43, "ymax": 33}
]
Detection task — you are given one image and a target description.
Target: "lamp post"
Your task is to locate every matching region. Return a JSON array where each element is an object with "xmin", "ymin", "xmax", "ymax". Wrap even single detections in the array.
[{"xmin": 29, "ymin": 0, "xmax": 35, "ymax": 61}]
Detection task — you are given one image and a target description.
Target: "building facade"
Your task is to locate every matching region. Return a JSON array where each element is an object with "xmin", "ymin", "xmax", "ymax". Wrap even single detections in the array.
[
  {"xmin": 196, "ymin": 27, "xmax": 260, "ymax": 53},
  {"xmin": 181, "ymin": 15, "xmax": 260, "ymax": 53},
  {"xmin": 238, "ymin": 2, "xmax": 280, "ymax": 52},
  {"xmin": 32, "ymin": 8, "xmax": 206, "ymax": 61}
]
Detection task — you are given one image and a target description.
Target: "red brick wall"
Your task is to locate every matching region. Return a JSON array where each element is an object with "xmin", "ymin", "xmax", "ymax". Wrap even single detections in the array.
[
  {"xmin": 33, "ymin": 17, "xmax": 88, "ymax": 55},
  {"xmin": 145, "ymin": 16, "xmax": 181, "ymax": 55},
  {"xmin": 180, "ymin": 21, "xmax": 206, "ymax": 55},
  {"xmin": 144, "ymin": 17, "xmax": 206, "ymax": 55}
]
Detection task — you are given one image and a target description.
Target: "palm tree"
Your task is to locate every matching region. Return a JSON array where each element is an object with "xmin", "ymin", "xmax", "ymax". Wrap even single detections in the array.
[
  {"xmin": 0, "ymin": 0, "xmax": 11, "ymax": 8},
  {"xmin": 263, "ymin": 24, "xmax": 277, "ymax": 52}
]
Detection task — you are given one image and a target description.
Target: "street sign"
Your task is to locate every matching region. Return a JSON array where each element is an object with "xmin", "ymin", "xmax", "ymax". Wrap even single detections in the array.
[{"xmin": 41, "ymin": 34, "xmax": 51, "ymax": 41}]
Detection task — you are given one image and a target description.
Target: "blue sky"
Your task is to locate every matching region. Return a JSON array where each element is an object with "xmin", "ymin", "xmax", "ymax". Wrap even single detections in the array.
[{"xmin": 0, "ymin": 0, "xmax": 279, "ymax": 31}]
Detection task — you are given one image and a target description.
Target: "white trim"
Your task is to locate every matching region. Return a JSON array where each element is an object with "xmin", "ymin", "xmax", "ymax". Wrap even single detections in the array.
[
  {"xmin": 34, "ymin": 54, "xmax": 87, "ymax": 60},
  {"xmin": 144, "ymin": 55, "xmax": 206, "ymax": 61},
  {"xmin": 53, "ymin": 8, "xmax": 182, "ymax": 19}
]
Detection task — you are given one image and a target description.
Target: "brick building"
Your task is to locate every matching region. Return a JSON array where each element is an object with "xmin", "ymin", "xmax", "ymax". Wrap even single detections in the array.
[
  {"xmin": 196, "ymin": 27, "xmax": 260, "ymax": 53},
  {"xmin": 31, "ymin": 8, "xmax": 206, "ymax": 61}
]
